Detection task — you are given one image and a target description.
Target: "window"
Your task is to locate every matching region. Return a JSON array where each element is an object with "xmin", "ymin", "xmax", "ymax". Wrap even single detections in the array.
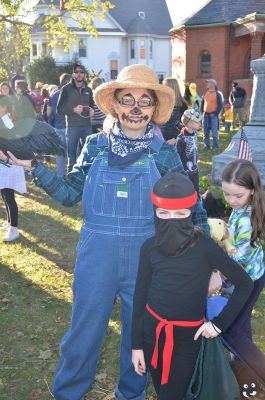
[
  {"xmin": 138, "ymin": 11, "xmax": 146, "ymax": 19},
  {"xmin": 149, "ymin": 40, "xmax": 153, "ymax": 59},
  {"xmin": 32, "ymin": 44, "xmax": 37, "ymax": 57},
  {"xmin": 110, "ymin": 60, "xmax": 118, "ymax": 80},
  {"xmin": 140, "ymin": 40, "xmax": 145, "ymax": 59},
  {"xmin": 42, "ymin": 43, "xmax": 47, "ymax": 56},
  {"xmin": 79, "ymin": 39, "xmax": 87, "ymax": 58},
  {"xmin": 200, "ymin": 50, "xmax": 211, "ymax": 75},
  {"xmin": 130, "ymin": 40, "xmax": 135, "ymax": 59}
]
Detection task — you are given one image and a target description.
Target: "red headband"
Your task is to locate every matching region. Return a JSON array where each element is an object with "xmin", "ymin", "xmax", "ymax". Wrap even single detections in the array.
[{"xmin": 151, "ymin": 191, "xmax": 197, "ymax": 210}]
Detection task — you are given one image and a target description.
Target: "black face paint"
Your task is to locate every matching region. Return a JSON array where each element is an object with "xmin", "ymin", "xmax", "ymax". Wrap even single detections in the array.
[
  {"xmin": 131, "ymin": 107, "xmax": 141, "ymax": 115},
  {"xmin": 121, "ymin": 113, "xmax": 149, "ymax": 123}
]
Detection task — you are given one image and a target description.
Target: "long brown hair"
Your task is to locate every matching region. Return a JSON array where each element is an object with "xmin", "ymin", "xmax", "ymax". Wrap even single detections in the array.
[
  {"xmin": 222, "ymin": 160, "xmax": 265, "ymax": 246},
  {"xmin": 162, "ymin": 78, "xmax": 182, "ymax": 108}
]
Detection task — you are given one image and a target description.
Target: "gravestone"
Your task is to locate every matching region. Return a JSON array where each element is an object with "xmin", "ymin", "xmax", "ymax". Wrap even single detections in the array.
[{"xmin": 211, "ymin": 54, "xmax": 265, "ymax": 187}]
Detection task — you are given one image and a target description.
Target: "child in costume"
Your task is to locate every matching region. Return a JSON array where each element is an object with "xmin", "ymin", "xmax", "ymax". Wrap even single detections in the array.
[
  {"xmin": 132, "ymin": 172, "xmax": 253, "ymax": 400},
  {"xmin": 223, "ymin": 103, "xmax": 233, "ymax": 133},
  {"xmin": 221, "ymin": 159, "xmax": 265, "ymax": 387},
  {"xmin": 176, "ymin": 109, "xmax": 202, "ymax": 193}
]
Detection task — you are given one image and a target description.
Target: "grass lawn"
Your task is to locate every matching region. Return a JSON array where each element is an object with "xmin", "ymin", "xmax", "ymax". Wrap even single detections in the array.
[{"xmin": 0, "ymin": 127, "xmax": 264, "ymax": 399}]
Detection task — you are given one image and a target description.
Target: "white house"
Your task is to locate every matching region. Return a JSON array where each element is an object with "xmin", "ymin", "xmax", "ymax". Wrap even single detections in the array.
[{"xmin": 30, "ymin": 0, "xmax": 173, "ymax": 82}]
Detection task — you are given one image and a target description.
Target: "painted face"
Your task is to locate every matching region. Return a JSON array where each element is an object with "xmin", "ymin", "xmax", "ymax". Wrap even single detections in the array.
[
  {"xmin": 186, "ymin": 119, "xmax": 200, "ymax": 132},
  {"xmin": 222, "ymin": 181, "xmax": 253, "ymax": 209},
  {"xmin": 113, "ymin": 88, "xmax": 156, "ymax": 137},
  {"xmin": 156, "ymin": 208, "xmax": 191, "ymax": 219},
  {"xmin": 0, "ymin": 85, "xmax": 10, "ymax": 96},
  {"xmin": 242, "ymin": 382, "xmax": 257, "ymax": 398}
]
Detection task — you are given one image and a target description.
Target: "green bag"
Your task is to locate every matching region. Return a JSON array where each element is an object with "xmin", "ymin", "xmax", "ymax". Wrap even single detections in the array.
[{"xmin": 186, "ymin": 336, "xmax": 240, "ymax": 400}]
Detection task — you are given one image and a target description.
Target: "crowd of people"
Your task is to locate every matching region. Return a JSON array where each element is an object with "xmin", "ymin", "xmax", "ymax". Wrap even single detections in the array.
[{"xmin": 0, "ymin": 63, "xmax": 264, "ymax": 400}]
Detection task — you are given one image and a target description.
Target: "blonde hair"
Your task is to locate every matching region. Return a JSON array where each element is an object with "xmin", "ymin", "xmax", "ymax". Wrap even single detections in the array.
[{"xmin": 162, "ymin": 77, "xmax": 182, "ymax": 107}]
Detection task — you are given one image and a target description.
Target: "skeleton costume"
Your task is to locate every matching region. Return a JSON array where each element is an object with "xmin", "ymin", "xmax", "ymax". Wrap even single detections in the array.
[{"xmin": 176, "ymin": 127, "xmax": 199, "ymax": 193}]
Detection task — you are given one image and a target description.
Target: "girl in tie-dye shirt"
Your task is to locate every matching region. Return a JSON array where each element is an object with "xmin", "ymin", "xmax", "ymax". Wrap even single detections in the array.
[{"xmin": 221, "ymin": 159, "xmax": 265, "ymax": 387}]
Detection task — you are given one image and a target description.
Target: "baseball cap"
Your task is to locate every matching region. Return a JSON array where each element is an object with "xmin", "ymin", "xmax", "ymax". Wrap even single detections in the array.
[{"xmin": 206, "ymin": 78, "xmax": 217, "ymax": 86}]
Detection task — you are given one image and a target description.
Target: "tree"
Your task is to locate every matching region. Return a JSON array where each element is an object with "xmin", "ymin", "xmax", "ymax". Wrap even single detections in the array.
[{"xmin": 0, "ymin": 1, "xmax": 115, "ymax": 54}]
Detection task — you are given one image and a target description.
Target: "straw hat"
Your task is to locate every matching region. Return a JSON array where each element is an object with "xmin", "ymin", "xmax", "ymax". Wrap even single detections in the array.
[{"xmin": 94, "ymin": 64, "xmax": 175, "ymax": 124}]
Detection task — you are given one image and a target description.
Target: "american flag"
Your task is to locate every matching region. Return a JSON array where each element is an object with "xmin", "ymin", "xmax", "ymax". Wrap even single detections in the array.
[{"xmin": 237, "ymin": 129, "xmax": 252, "ymax": 161}]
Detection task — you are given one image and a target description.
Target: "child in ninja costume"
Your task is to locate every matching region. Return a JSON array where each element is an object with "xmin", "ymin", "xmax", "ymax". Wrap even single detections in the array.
[
  {"xmin": 176, "ymin": 109, "xmax": 202, "ymax": 194},
  {"xmin": 132, "ymin": 172, "xmax": 253, "ymax": 400}
]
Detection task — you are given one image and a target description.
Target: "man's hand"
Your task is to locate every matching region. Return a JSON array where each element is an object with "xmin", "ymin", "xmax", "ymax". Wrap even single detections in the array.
[
  {"xmin": 0, "ymin": 150, "xmax": 32, "ymax": 170},
  {"xmin": 194, "ymin": 322, "xmax": 221, "ymax": 341},
  {"xmin": 132, "ymin": 349, "xmax": 146, "ymax": 376},
  {"xmin": 73, "ymin": 105, "xmax": 84, "ymax": 115}
]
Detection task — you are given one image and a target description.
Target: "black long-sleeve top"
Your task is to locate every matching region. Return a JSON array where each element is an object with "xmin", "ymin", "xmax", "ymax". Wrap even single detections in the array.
[
  {"xmin": 132, "ymin": 234, "xmax": 253, "ymax": 349},
  {"xmin": 57, "ymin": 79, "xmax": 94, "ymax": 127}
]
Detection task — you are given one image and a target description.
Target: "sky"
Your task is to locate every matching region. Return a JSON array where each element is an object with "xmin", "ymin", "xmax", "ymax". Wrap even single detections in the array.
[{"xmin": 165, "ymin": 0, "xmax": 210, "ymax": 26}]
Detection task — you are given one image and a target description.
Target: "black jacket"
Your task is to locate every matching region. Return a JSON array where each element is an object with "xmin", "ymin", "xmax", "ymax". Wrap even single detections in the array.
[{"xmin": 57, "ymin": 78, "xmax": 94, "ymax": 127}]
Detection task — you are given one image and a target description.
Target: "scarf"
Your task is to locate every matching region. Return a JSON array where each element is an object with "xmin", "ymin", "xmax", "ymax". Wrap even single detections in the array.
[
  {"xmin": 154, "ymin": 214, "xmax": 195, "ymax": 257},
  {"xmin": 108, "ymin": 122, "xmax": 154, "ymax": 167}
]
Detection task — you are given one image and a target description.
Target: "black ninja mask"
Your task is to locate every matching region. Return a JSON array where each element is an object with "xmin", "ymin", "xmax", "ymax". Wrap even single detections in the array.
[{"xmin": 151, "ymin": 172, "xmax": 197, "ymax": 257}]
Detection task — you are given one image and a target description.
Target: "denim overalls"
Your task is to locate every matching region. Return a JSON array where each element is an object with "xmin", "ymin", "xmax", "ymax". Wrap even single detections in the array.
[{"xmin": 53, "ymin": 133, "xmax": 163, "ymax": 400}]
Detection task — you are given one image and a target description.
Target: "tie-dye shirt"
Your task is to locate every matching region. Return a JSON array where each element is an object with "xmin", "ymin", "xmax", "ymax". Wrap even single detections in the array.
[{"xmin": 228, "ymin": 206, "xmax": 264, "ymax": 281}]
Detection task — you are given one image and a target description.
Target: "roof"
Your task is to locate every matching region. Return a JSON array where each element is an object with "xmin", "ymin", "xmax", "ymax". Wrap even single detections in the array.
[
  {"xmin": 35, "ymin": 0, "xmax": 172, "ymax": 36},
  {"xmin": 108, "ymin": 0, "xmax": 172, "ymax": 35},
  {"xmin": 174, "ymin": 0, "xmax": 265, "ymax": 28}
]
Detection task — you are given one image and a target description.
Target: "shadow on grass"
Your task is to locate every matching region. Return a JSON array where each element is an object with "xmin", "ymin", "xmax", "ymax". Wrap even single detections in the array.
[
  {"xmin": 24, "ymin": 182, "xmax": 83, "ymax": 222},
  {"xmin": 5, "ymin": 209, "xmax": 80, "ymax": 272},
  {"xmin": 0, "ymin": 263, "xmax": 122, "ymax": 400},
  {"xmin": 0, "ymin": 262, "xmax": 71, "ymax": 399}
]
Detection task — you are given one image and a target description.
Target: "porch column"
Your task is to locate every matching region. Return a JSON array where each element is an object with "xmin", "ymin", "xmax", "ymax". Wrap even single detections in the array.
[{"xmin": 250, "ymin": 32, "xmax": 264, "ymax": 61}]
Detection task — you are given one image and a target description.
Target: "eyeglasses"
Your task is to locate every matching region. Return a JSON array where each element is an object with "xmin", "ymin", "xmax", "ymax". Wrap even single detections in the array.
[
  {"xmin": 74, "ymin": 70, "xmax": 85, "ymax": 74},
  {"xmin": 117, "ymin": 95, "xmax": 156, "ymax": 108}
]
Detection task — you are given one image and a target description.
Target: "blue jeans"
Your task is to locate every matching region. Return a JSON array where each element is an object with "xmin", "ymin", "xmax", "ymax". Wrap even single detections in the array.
[
  {"xmin": 55, "ymin": 128, "xmax": 66, "ymax": 178},
  {"xmin": 52, "ymin": 134, "xmax": 162, "ymax": 400},
  {"xmin": 222, "ymin": 272, "xmax": 265, "ymax": 383},
  {"xmin": 66, "ymin": 126, "xmax": 92, "ymax": 171},
  {"xmin": 203, "ymin": 113, "xmax": 219, "ymax": 149}
]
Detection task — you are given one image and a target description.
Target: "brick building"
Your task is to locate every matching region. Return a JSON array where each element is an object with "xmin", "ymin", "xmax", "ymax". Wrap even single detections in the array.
[{"xmin": 170, "ymin": 0, "xmax": 265, "ymax": 102}]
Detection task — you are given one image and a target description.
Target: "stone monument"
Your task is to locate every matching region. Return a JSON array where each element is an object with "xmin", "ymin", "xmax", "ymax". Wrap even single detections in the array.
[{"xmin": 211, "ymin": 54, "xmax": 265, "ymax": 187}]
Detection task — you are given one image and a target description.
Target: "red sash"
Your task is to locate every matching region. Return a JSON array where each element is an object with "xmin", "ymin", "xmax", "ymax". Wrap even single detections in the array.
[{"xmin": 146, "ymin": 304, "xmax": 204, "ymax": 384}]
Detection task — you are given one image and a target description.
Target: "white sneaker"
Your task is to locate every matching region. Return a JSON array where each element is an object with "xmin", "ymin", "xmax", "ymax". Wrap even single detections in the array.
[
  {"xmin": 3, "ymin": 227, "xmax": 20, "ymax": 242},
  {"xmin": 0, "ymin": 221, "xmax": 9, "ymax": 231}
]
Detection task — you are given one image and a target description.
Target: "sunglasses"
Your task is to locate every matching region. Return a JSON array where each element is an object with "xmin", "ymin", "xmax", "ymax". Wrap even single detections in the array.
[{"xmin": 117, "ymin": 95, "xmax": 156, "ymax": 109}]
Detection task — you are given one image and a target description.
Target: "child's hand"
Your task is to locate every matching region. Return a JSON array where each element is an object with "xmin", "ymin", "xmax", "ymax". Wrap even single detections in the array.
[
  {"xmin": 132, "ymin": 349, "xmax": 146, "ymax": 376},
  {"xmin": 167, "ymin": 138, "xmax": 176, "ymax": 145},
  {"xmin": 194, "ymin": 321, "xmax": 221, "ymax": 340},
  {"xmin": 208, "ymin": 270, "xmax": 222, "ymax": 295}
]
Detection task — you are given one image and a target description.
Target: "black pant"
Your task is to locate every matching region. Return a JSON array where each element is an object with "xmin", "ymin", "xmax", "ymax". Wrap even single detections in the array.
[
  {"xmin": 1, "ymin": 188, "xmax": 18, "ymax": 227},
  {"xmin": 144, "ymin": 324, "xmax": 201, "ymax": 400}
]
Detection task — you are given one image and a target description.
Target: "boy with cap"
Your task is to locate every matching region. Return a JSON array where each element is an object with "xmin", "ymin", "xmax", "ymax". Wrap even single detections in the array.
[{"xmin": 132, "ymin": 172, "xmax": 253, "ymax": 400}]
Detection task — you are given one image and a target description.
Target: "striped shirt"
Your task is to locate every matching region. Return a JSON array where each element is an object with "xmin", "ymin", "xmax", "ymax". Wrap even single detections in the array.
[
  {"xmin": 32, "ymin": 132, "xmax": 209, "ymax": 234},
  {"xmin": 228, "ymin": 207, "xmax": 265, "ymax": 280}
]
